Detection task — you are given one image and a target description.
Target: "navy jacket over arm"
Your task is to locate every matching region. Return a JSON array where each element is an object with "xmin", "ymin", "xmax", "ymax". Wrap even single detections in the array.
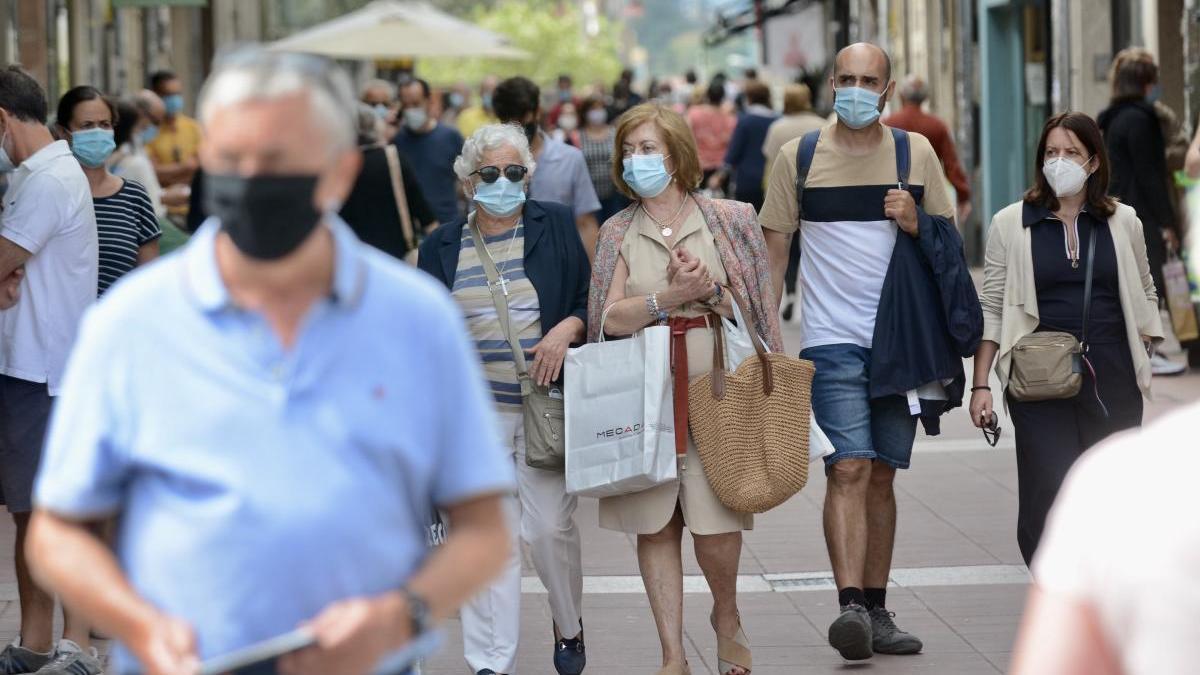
[
  {"xmin": 870, "ymin": 208, "xmax": 983, "ymax": 434},
  {"xmin": 418, "ymin": 199, "xmax": 591, "ymax": 342}
]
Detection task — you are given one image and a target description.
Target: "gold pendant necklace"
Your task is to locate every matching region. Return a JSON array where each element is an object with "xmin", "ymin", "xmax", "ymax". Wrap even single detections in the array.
[{"xmin": 643, "ymin": 194, "xmax": 689, "ymax": 237}]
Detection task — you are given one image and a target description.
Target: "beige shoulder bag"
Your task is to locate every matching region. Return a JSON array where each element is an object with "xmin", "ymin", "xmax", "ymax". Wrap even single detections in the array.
[
  {"xmin": 383, "ymin": 144, "xmax": 419, "ymax": 265},
  {"xmin": 1008, "ymin": 227, "xmax": 1095, "ymax": 402}
]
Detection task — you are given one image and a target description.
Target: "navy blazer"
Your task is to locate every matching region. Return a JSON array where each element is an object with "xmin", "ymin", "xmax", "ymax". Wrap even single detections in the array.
[{"xmin": 418, "ymin": 199, "xmax": 591, "ymax": 341}]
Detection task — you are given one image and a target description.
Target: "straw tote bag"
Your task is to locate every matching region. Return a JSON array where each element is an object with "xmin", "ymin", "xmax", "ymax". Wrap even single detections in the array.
[{"xmin": 687, "ymin": 291, "xmax": 815, "ymax": 513}]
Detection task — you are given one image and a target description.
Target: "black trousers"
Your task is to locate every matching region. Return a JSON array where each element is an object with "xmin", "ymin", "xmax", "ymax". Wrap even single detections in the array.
[{"xmin": 1007, "ymin": 340, "xmax": 1143, "ymax": 566}]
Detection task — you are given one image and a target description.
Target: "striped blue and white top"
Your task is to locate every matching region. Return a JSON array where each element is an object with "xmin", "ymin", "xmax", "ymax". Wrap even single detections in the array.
[
  {"xmin": 93, "ymin": 179, "xmax": 161, "ymax": 296},
  {"xmin": 451, "ymin": 220, "xmax": 541, "ymax": 411}
]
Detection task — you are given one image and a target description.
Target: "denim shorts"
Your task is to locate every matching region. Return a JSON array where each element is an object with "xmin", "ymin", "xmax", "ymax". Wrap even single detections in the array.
[{"xmin": 801, "ymin": 344, "xmax": 918, "ymax": 470}]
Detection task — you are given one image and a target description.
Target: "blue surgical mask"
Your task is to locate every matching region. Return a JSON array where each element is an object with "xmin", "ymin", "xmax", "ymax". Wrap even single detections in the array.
[
  {"xmin": 163, "ymin": 94, "xmax": 184, "ymax": 117},
  {"xmin": 833, "ymin": 86, "xmax": 883, "ymax": 130},
  {"xmin": 1147, "ymin": 84, "xmax": 1162, "ymax": 104},
  {"xmin": 139, "ymin": 124, "xmax": 159, "ymax": 145},
  {"xmin": 0, "ymin": 128, "xmax": 15, "ymax": 173},
  {"xmin": 481, "ymin": 93, "xmax": 493, "ymax": 110},
  {"xmin": 622, "ymin": 154, "xmax": 673, "ymax": 199},
  {"xmin": 373, "ymin": 104, "xmax": 390, "ymax": 120},
  {"xmin": 473, "ymin": 176, "xmax": 527, "ymax": 216},
  {"xmin": 70, "ymin": 128, "xmax": 116, "ymax": 168},
  {"xmin": 448, "ymin": 93, "xmax": 464, "ymax": 109}
]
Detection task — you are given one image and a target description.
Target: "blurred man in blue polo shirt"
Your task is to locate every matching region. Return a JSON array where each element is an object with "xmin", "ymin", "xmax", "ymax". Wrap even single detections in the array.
[{"xmin": 25, "ymin": 47, "xmax": 514, "ymax": 675}]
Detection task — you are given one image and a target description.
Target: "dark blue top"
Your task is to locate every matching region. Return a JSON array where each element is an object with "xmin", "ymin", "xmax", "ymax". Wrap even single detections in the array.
[
  {"xmin": 723, "ymin": 110, "xmax": 779, "ymax": 192},
  {"xmin": 418, "ymin": 200, "xmax": 591, "ymax": 344},
  {"xmin": 393, "ymin": 123, "xmax": 465, "ymax": 225},
  {"xmin": 1023, "ymin": 203, "xmax": 1125, "ymax": 344}
]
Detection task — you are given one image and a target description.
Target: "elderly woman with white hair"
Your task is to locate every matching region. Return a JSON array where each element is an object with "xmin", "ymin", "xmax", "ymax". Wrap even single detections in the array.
[{"xmin": 418, "ymin": 123, "xmax": 591, "ymax": 675}]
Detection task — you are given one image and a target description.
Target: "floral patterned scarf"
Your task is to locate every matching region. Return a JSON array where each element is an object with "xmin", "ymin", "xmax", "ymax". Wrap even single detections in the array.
[{"xmin": 587, "ymin": 191, "xmax": 784, "ymax": 352}]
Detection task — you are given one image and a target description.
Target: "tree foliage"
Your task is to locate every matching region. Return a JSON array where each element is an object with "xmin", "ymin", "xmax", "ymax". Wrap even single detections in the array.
[{"xmin": 415, "ymin": 1, "xmax": 624, "ymax": 90}]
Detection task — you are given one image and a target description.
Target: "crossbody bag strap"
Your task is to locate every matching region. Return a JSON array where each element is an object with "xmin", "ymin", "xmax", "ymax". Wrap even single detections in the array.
[
  {"xmin": 793, "ymin": 130, "xmax": 821, "ymax": 223},
  {"xmin": 384, "ymin": 144, "xmax": 418, "ymax": 253},
  {"xmin": 1080, "ymin": 223, "xmax": 1097, "ymax": 350},
  {"xmin": 467, "ymin": 222, "xmax": 531, "ymax": 384}
]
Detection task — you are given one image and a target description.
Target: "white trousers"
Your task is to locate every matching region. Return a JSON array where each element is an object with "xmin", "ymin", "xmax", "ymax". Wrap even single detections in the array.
[{"xmin": 462, "ymin": 410, "xmax": 583, "ymax": 674}]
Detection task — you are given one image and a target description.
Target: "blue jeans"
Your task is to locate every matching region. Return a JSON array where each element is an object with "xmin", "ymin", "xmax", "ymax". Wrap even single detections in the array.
[{"xmin": 801, "ymin": 344, "xmax": 917, "ymax": 470}]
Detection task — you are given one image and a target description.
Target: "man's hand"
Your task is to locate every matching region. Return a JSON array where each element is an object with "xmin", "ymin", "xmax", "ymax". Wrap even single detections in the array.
[
  {"xmin": 278, "ymin": 596, "xmax": 409, "ymax": 675},
  {"xmin": 128, "ymin": 613, "xmax": 199, "ymax": 675},
  {"xmin": 0, "ymin": 267, "xmax": 23, "ymax": 310},
  {"xmin": 885, "ymin": 188, "xmax": 919, "ymax": 236}
]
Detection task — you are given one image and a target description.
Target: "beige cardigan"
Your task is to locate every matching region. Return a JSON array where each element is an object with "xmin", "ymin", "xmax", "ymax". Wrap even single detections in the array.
[{"xmin": 980, "ymin": 200, "xmax": 1164, "ymax": 398}]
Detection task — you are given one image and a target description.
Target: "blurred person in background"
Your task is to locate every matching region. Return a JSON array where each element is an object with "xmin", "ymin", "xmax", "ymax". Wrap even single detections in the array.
[
  {"xmin": 0, "ymin": 65, "xmax": 98, "ymax": 675},
  {"xmin": 552, "ymin": 101, "xmax": 580, "ymax": 147},
  {"xmin": 708, "ymin": 80, "xmax": 777, "ymax": 211},
  {"xmin": 396, "ymin": 77, "xmax": 466, "ymax": 227},
  {"xmin": 970, "ymin": 112, "xmax": 1162, "ymax": 567},
  {"xmin": 762, "ymin": 83, "xmax": 826, "ymax": 320},
  {"xmin": 686, "ymin": 81, "xmax": 736, "ymax": 193},
  {"xmin": 418, "ymin": 122, "xmax": 591, "ymax": 675},
  {"xmin": 341, "ymin": 103, "xmax": 437, "ymax": 260},
  {"xmin": 548, "ymin": 74, "xmax": 578, "ymax": 129},
  {"xmin": 578, "ymin": 96, "xmax": 629, "ymax": 223},
  {"xmin": 1098, "ymin": 48, "xmax": 1186, "ymax": 375},
  {"xmin": 361, "ymin": 78, "xmax": 400, "ymax": 141},
  {"xmin": 109, "ymin": 98, "xmax": 164, "ymax": 220},
  {"xmin": 26, "ymin": 48, "xmax": 514, "ymax": 675},
  {"xmin": 133, "ymin": 89, "xmax": 191, "ymax": 221},
  {"xmin": 458, "ymin": 75, "xmax": 500, "ymax": 139},
  {"xmin": 882, "ymin": 75, "xmax": 973, "ymax": 226},
  {"xmin": 494, "ymin": 76, "xmax": 601, "ymax": 258},
  {"xmin": 441, "ymin": 82, "xmax": 469, "ymax": 128},
  {"xmin": 145, "ymin": 70, "xmax": 202, "ymax": 229},
  {"xmin": 58, "ymin": 87, "xmax": 160, "ymax": 297},
  {"xmin": 608, "ymin": 69, "xmax": 643, "ymax": 118}
]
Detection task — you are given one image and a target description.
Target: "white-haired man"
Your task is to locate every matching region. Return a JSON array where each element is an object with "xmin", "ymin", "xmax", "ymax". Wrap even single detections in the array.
[{"xmin": 25, "ymin": 47, "xmax": 514, "ymax": 675}]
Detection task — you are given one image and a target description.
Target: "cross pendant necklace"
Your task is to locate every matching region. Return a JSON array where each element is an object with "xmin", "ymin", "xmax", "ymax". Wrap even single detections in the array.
[
  {"xmin": 493, "ymin": 275, "xmax": 510, "ymax": 297},
  {"xmin": 478, "ymin": 220, "xmax": 522, "ymax": 297}
]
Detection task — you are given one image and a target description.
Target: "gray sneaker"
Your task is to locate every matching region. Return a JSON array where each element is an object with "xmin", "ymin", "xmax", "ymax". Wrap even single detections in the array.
[
  {"xmin": 0, "ymin": 642, "xmax": 52, "ymax": 674},
  {"xmin": 869, "ymin": 607, "xmax": 924, "ymax": 655},
  {"xmin": 827, "ymin": 603, "xmax": 873, "ymax": 660},
  {"xmin": 31, "ymin": 641, "xmax": 101, "ymax": 675}
]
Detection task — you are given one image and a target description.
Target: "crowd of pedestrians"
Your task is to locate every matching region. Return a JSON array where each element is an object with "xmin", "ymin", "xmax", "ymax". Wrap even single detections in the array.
[{"xmin": 0, "ymin": 31, "xmax": 1193, "ymax": 675}]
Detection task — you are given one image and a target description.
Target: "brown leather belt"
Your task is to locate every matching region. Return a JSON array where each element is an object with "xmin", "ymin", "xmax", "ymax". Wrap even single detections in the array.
[{"xmin": 668, "ymin": 315, "xmax": 716, "ymax": 457}]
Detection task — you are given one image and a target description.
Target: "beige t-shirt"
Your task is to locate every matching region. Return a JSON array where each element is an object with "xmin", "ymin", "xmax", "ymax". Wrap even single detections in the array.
[
  {"xmin": 1033, "ymin": 403, "xmax": 1200, "ymax": 674},
  {"xmin": 758, "ymin": 121, "xmax": 953, "ymax": 350}
]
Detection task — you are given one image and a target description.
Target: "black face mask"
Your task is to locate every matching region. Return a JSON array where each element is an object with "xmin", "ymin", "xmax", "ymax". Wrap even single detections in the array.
[
  {"xmin": 204, "ymin": 172, "xmax": 323, "ymax": 260},
  {"xmin": 523, "ymin": 121, "xmax": 538, "ymax": 143}
]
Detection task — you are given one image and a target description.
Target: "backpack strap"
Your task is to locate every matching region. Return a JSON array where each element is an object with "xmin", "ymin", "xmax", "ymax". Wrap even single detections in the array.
[
  {"xmin": 891, "ymin": 127, "xmax": 911, "ymax": 188},
  {"xmin": 794, "ymin": 129, "xmax": 821, "ymax": 222}
]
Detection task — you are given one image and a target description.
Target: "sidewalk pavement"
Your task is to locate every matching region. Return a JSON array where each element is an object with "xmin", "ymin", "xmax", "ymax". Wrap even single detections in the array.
[{"xmin": 0, "ymin": 321, "xmax": 1194, "ymax": 675}]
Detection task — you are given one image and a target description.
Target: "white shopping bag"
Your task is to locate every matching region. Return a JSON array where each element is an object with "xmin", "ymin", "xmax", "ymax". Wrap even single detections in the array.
[
  {"xmin": 564, "ymin": 324, "xmax": 677, "ymax": 498},
  {"xmin": 719, "ymin": 301, "xmax": 832, "ymax": 464}
]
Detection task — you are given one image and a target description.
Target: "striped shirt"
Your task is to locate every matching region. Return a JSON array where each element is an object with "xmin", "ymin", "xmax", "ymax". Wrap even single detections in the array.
[
  {"xmin": 93, "ymin": 179, "xmax": 161, "ymax": 296},
  {"xmin": 451, "ymin": 220, "xmax": 541, "ymax": 410}
]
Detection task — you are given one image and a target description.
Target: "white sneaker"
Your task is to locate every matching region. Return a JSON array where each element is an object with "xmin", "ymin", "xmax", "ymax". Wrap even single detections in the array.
[
  {"xmin": 32, "ymin": 640, "xmax": 102, "ymax": 675},
  {"xmin": 1150, "ymin": 353, "xmax": 1187, "ymax": 376}
]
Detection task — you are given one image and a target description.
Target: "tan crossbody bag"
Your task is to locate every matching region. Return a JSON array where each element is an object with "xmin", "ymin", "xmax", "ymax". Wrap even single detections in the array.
[
  {"xmin": 383, "ymin": 144, "xmax": 419, "ymax": 265},
  {"xmin": 469, "ymin": 221, "xmax": 566, "ymax": 471},
  {"xmin": 1008, "ymin": 227, "xmax": 1095, "ymax": 402}
]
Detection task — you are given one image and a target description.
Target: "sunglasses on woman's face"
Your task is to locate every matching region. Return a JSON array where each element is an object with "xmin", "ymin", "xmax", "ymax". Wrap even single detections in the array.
[
  {"xmin": 982, "ymin": 411, "xmax": 1002, "ymax": 447},
  {"xmin": 472, "ymin": 164, "xmax": 528, "ymax": 184}
]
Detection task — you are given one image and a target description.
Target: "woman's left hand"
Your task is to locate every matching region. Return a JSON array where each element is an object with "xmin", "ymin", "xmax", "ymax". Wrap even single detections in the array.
[{"xmin": 528, "ymin": 323, "xmax": 575, "ymax": 387}]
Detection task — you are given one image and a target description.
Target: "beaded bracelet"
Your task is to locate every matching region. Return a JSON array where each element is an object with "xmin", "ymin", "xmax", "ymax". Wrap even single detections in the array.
[{"xmin": 646, "ymin": 293, "xmax": 668, "ymax": 324}]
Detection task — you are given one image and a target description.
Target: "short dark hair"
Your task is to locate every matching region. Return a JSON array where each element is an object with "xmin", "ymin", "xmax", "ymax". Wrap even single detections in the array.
[
  {"xmin": 56, "ymin": 85, "xmax": 117, "ymax": 131},
  {"xmin": 493, "ymin": 76, "xmax": 540, "ymax": 123},
  {"xmin": 743, "ymin": 81, "xmax": 771, "ymax": 107},
  {"xmin": 148, "ymin": 69, "xmax": 177, "ymax": 94},
  {"xmin": 705, "ymin": 81, "xmax": 725, "ymax": 106},
  {"xmin": 685, "ymin": 69, "xmax": 698, "ymax": 85},
  {"xmin": 114, "ymin": 98, "xmax": 140, "ymax": 147},
  {"xmin": 580, "ymin": 95, "xmax": 606, "ymax": 115},
  {"xmin": 401, "ymin": 77, "xmax": 431, "ymax": 100},
  {"xmin": 744, "ymin": 68, "xmax": 758, "ymax": 80},
  {"xmin": 1024, "ymin": 111, "xmax": 1116, "ymax": 218},
  {"xmin": 0, "ymin": 66, "xmax": 48, "ymax": 123}
]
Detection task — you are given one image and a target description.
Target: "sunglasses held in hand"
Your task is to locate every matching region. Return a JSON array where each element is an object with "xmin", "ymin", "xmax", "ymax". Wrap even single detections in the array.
[{"xmin": 982, "ymin": 411, "xmax": 1002, "ymax": 447}]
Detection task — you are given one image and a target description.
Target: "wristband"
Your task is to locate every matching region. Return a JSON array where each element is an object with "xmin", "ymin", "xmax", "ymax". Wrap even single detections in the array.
[{"xmin": 970, "ymin": 385, "xmax": 991, "ymax": 392}]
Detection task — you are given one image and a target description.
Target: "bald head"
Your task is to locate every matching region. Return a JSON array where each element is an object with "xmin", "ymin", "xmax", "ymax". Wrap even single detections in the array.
[
  {"xmin": 834, "ymin": 42, "xmax": 892, "ymax": 88},
  {"xmin": 899, "ymin": 75, "xmax": 928, "ymax": 105}
]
